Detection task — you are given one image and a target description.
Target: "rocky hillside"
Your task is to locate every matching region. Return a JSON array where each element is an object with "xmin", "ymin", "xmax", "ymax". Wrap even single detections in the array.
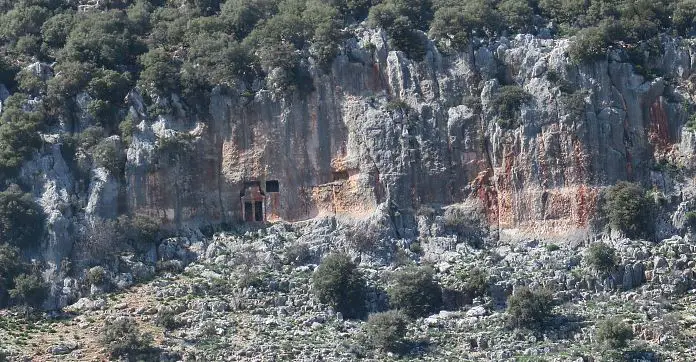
[
  {"xmin": 1, "ymin": 0, "xmax": 696, "ymax": 360},
  {"xmin": 2, "ymin": 219, "xmax": 696, "ymax": 360}
]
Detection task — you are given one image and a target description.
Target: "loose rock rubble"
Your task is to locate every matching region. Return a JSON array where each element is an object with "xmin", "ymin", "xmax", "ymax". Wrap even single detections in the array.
[{"xmin": 2, "ymin": 218, "xmax": 693, "ymax": 361}]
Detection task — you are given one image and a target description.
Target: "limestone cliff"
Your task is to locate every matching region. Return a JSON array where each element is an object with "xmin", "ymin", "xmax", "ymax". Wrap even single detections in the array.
[
  {"xmin": 117, "ymin": 30, "xmax": 693, "ymax": 235},
  {"xmin": 8, "ymin": 28, "xmax": 696, "ymax": 307}
]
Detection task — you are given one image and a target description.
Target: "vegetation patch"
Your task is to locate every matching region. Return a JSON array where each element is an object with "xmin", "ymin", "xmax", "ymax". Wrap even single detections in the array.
[
  {"xmin": 387, "ymin": 266, "xmax": 442, "ymax": 318},
  {"xmin": 603, "ymin": 181, "xmax": 653, "ymax": 239},
  {"xmin": 507, "ymin": 287, "xmax": 555, "ymax": 330},
  {"xmin": 312, "ymin": 253, "xmax": 367, "ymax": 319}
]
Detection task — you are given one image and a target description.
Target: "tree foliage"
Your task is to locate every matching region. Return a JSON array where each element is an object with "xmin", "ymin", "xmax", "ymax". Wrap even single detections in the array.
[
  {"xmin": 491, "ymin": 85, "xmax": 532, "ymax": 128},
  {"xmin": 507, "ymin": 287, "xmax": 555, "ymax": 330},
  {"xmin": 312, "ymin": 253, "xmax": 367, "ymax": 319},
  {"xmin": 363, "ymin": 310, "xmax": 409, "ymax": 352},
  {"xmin": 596, "ymin": 317, "xmax": 634, "ymax": 349},
  {"xmin": 585, "ymin": 242, "xmax": 618, "ymax": 275},
  {"xmin": 0, "ymin": 185, "xmax": 45, "ymax": 248},
  {"xmin": 387, "ymin": 266, "xmax": 442, "ymax": 318},
  {"xmin": 100, "ymin": 318, "xmax": 156, "ymax": 360},
  {"xmin": 603, "ymin": 181, "xmax": 653, "ymax": 239},
  {"xmin": 9, "ymin": 273, "xmax": 48, "ymax": 309}
]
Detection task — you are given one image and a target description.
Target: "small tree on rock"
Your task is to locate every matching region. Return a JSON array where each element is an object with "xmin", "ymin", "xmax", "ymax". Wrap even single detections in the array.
[
  {"xmin": 506, "ymin": 287, "xmax": 554, "ymax": 330},
  {"xmin": 363, "ymin": 310, "xmax": 409, "ymax": 352},
  {"xmin": 387, "ymin": 266, "xmax": 442, "ymax": 318},
  {"xmin": 312, "ymin": 253, "xmax": 367, "ymax": 319},
  {"xmin": 603, "ymin": 181, "xmax": 653, "ymax": 239},
  {"xmin": 0, "ymin": 185, "xmax": 45, "ymax": 249},
  {"xmin": 100, "ymin": 318, "xmax": 155, "ymax": 360},
  {"xmin": 585, "ymin": 242, "xmax": 618, "ymax": 276},
  {"xmin": 596, "ymin": 317, "xmax": 634, "ymax": 349},
  {"xmin": 9, "ymin": 273, "xmax": 48, "ymax": 313}
]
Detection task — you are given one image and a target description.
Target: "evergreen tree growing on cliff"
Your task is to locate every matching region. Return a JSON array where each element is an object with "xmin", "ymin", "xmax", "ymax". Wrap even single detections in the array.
[{"xmin": 603, "ymin": 181, "xmax": 653, "ymax": 240}]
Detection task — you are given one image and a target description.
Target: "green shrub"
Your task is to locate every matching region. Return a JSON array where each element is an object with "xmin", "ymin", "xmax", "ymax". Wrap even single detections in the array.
[
  {"xmin": 137, "ymin": 48, "xmax": 180, "ymax": 95},
  {"xmin": 60, "ymin": 10, "xmax": 146, "ymax": 69},
  {"xmin": 443, "ymin": 205, "xmax": 485, "ymax": 248},
  {"xmin": 0, "ymin": 94, "xmax": 44, "ymax": 177},
  {"xmin": 368, "ymin": 1, "xmax": 428, "ymax": 60},
  {"xmin": 312, "ymin": 253, "xmax": 367, "ymax": 319},
  {"xmin": 585, "ymin": 242, "xmax": 617, "ymax": 275},
  {"xmin": 491, "ymin": 85, "xmax": 531, "ymax": 128},
  {"xmin": 0, "ymin": 186, "xmax": 45, "ymax": 248},
  {"xmin": 673, "ymin": 0, "xmax": 696, "ymax": 36},
  {"xmin": 45, "ymin": 61, "xmax": 92, "ymax": 104},
  {"xmin": 100, "ymin": 318, "xmax": 155, "ymax": 360},
  {"xmin": 220, "ymin": 0, "xmax": 278, "ymax": 40},
  {"xmin": 118, "ymin": 116, "xmax": 135, "ymax": 145},
  {"xmin": 155, "ymin": 309, "xmax": 184, "ymax": 330},
  {"xmin": 0, "ymin": 4, "xmax": 50, "ymax": 40},
  {"xmin": 385, "ymin": 99, "xmax": 410, "ymax": 113},
  {"xmin": 408, "ymin": 241, "xmax": 422, "ymax": 254},
  {"xmin": 0, "ymin": 244, "xmax": 24, "ymax": 305},
  {"xmin": 567, "ymin": 23, "xmax": 616, "ymax": 63},
  {"xmin": 363, "ymin": 310, "xmax": 409, "ymax": 352},
  {"xmin": 506, "ymin": 287, "xmax": 554, "ymax": 329},
  {"xmin": 603, "ymin": 181, "xmax": 653, "ymax": 239},
  {"xmin": 0, "ymin": 57, "xmax": 18, "ymax": 88},
  {"xmin": 685, "ymin": 211, "xmax": 696, "ymax": 230},
  {"xmin": 88, "ymin": 69, "xmax": 132, "ymax": 105},
  {"xmin": 128, "ymin": 214, "xmax": 160, "ymax": 245},
  {"xmin": 387, "ymin": 266, "xmax": 442, "ymax": 318},
  {"xmin": 86, "ymin": 266, "xmax": 108, "ymax": 286},
  {"xmin": 284, "ymin": 243, "xmax": 312, "ymax": 265},
  {"xmin": 498, "ymin": 0, "xmax": 534, "ymax": 33},
  {"xmin": 461, "ymin": 268, "xmax": 489, "ymax": 297},
  {"xmin": 92, "ymin": 138, "xmax": 124, "ymax": 174},
  {"xmin": 596, "ymin": 317, "xmax": 633, "ymax": 349},
  {"xmin": 15, "ymin": 67, "xmax": 46, "ymax": 96},
  {"xmin": 429, "ymin": 0, "xmax": 500, "ymax": 51},
  {"xmin": 9, "ymin": 273, "xmax": 48, "ymax": 309},
  {"xmin": 41, "ymin": 12, "xmax": 74, "ymax": 50},
  {"xmin": 537, "ymin": 0, "xmax": 586, "ymax": 26},
  {"xmin": 542, "ymin": 244, "xmax": 559, "ymax": 253}
]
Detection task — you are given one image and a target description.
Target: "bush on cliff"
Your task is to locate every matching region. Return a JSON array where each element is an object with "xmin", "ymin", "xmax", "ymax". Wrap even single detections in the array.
[
  {"xmin": 92, "ymin": 138, "xmax": 125, "ymax": 175},
  {"xmin": 585, "ymin": 242, "xmax": 617, "ymax": 275},
  {"xmin": 506, "ymin": 287, "xmax": 555, "ymax": 330},
  {"xmin": 100, "ymin": 318, "xmax": 156, "ymax": 360},
  {"xmin": 603, "ymin": 181, "xmax": 653, "ymax": 239},
  {"xmin": 0, "ymin": 185, "xmax": 45, "ymax": 249},
  {"xmin": 596, "ymin": 317, "xmax": 634, "ymax": 349},
  {"xmin": 491, "ymin": 85, "xmax": 531, "ymax": 129},
  {"xmin": 0, "ymin": 94, "xmax": 44, "ymax": 179},
  {"xmin": 460, "ymin": 268, "xmax": 489, "ymax": 298},
  {"xmin": 312, "ymin": 253, "xmax": 367, "ymax": 319},
  {"xmin": 368, "ymin": 0, "xmax": 430, "ymax": 60},
  {"xmin": 387, "ymin": 266, "xmax": 442, "ymax": 318},
  {"xmin": 567, "ymin": 21, "xmax": 624, "ymax": 63},
  {"xmin": 363, "ymin": 310, "xmax": 409, "ymax": 352},
  {"xmin": 9, "ymin": 273, "xmax": 48, "ymax": 310},
  {"xmin": 0, "ymin": 244, "xmax": 24, "ymax": 306}
]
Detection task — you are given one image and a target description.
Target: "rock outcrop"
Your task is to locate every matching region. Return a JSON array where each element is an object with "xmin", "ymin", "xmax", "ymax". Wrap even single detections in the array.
[
  {"xmin": 116, "ymin": 31, "xmax": 694, "ymax": 238},
  {"xmin": 6, "ymin": 28, "xmax": 696, "ymax": 308}
]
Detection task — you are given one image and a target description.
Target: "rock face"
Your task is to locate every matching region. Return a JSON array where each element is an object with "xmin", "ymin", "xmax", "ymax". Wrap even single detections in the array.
[
  {"xmin": 119, "ymin": 31, "xmax": 693, "ymax": 237},
  {"xmin": 6, "ymin": 29, "xmax": 696, "ymax": 308}
]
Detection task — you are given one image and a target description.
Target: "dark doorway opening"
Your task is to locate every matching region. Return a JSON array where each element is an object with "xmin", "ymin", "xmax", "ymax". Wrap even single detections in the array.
[
  {"xmin": 254, "ymin": 201, "xmax": 263, "ymax": 221},
  {"xmin": 266, "ymin": 180, "xmax": 279, "ymax": 192},
  {"xmin": 244, "ymin": 202, "xmax": 254, "ymax": 222}
]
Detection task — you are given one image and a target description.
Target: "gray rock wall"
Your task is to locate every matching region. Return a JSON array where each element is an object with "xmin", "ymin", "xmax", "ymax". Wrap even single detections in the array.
[{"xmin": 122, "ymin": 31, "xmax": 694, "ymax": 236}]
